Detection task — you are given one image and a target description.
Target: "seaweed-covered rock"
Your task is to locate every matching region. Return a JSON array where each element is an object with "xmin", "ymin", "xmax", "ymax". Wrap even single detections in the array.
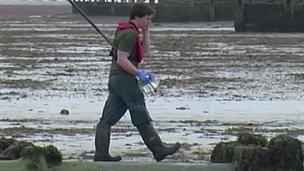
[
  {"xmin": 0, "ymin": 137, "xmax": 17, "ymax": 151},
  {"xmin": 233, "ymin": 146, "xmax": 271, "ymax": 171},
  {"xmin": 211, "ymin": 141, "xmax": 237, "ymax": 163},
  {"xmin": 20, "ymin": 145, "xmax": 45, "ymax": 158},
  {"xmin": 237, "ymin": 132, "xmax": 267, "ymax": 147},
  {"xmin": 0, "ymin": 138, "xmax": 63, "ymax": 168},
  {"xmin": 21, "ymin": 146, "xmax": 47, "ymax": 171},
  {"xmin": 212, "ymin": 133, "xmax": 304, "ymax": 171},
  {"xmin": 20, "ymin": 145, "xmax": 62, "ymax": 170},
  {"xmin": 44, "ymin": 145, "xmax": 62, "ymax": 165},
  {"xmin": 24, "ymin": 156, "xmax": 48, "ymax": 171},
  {"xmin": 268, "ymin": 134, "xmax": 303, "ymax": 171},
  {"xmin": 2, "ymin": 141, "xmax": 34, "ymax": 159}
]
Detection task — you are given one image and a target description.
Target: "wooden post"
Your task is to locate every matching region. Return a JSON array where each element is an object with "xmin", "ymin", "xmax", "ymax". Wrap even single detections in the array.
[
  {"xmin": 209, "ymin": 0, "xmax": 215, "ymax": 21},
  {"xmin": 285, "ymin": 0, "xmax": 290, "ymax": 10},
  {"xmin": 285, "ymin": 0, "xmax": 295, "ymax": 17},
  {"xmin": 236, "ymin": 0, "xmax": 242, "ymax": 8},
  {"xmin": 291, "ymin": 0, "xmax": 295, "ymax": 17},
  {"xmin": 186, "ymin": 0, "xmax": 193, "ymax": 21}
]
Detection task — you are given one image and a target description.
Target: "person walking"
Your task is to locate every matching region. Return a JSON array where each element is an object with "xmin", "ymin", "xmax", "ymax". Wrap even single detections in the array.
[{"xmin": 94, "ymin": 3, "xmax": 181, "ymax": 162}]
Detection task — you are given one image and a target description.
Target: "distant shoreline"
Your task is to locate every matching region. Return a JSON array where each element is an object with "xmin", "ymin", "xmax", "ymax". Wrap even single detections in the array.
[
  {"xmin": 0, "ymin": 3, "xmax": 71, "ymax": 17},
  {"xmin": 0, "ymin": 1, "xmax": 68, "ymax": 5}
]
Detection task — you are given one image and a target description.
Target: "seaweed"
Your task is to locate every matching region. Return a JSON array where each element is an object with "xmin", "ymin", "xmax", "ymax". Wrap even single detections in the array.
[
  {"xmin": 211, "ymin": 133, "xmax": 304, "ymax": 171},
  {"xmin": 0, "ymin": 137, "xmax": 62, "ymax": 169}
]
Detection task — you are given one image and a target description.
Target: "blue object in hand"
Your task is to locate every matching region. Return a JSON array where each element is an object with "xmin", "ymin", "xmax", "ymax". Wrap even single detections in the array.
[{"xmin": 136, "ymin": 71, "xmax": 155, "ymax": 85}]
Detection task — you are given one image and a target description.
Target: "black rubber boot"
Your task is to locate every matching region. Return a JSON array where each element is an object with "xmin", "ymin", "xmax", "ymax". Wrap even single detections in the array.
[
  {"xmin": 138, "ymin": 124, "xmax": 181, "ymax": 162},
  {"xmin": 94, "ymin": 122, "xmax": 122, "ymax": 162}
]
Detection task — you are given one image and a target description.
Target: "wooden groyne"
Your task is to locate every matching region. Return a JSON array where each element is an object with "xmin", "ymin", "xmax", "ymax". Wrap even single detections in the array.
[
  {"xmin": 235, "ymin": 0, "xmax": 304, "ymax": 32},
  {"xmin": 71, "ymin": 0, "xmax": 236, "ymax": 22}
]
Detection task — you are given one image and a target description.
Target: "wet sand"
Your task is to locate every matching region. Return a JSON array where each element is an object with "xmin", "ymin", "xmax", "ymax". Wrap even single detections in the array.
[{"xmin": 1, "ymin": 4, "xmax": 304, "ymax": 162}]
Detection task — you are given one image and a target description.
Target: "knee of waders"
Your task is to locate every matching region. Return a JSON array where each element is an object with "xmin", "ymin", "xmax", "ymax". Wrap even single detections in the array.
[
  {"xmin": 97, "ymin": 119, "xmax": 112, "ymax": 128},
  {"xmin": 136, "ymin": 123, "xmax": 152, "ymax": 131},
  {"xmin": 128, "ymin": 104, "xmax": 152, "ymax": 127},
  {"xmin": 99, "ymin": 113, "xmax": 123, "ymax": 126}
]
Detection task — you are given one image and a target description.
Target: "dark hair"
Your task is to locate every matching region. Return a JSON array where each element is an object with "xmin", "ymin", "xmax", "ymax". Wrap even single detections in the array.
[{"xmin": 129, "ymin": 3, "xmax": 155, "ymax": 19}]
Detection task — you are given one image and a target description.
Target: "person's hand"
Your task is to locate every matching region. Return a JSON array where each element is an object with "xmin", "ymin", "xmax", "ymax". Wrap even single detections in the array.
[
  {"xmin": 141, "ymin": 22, "xmax": 150, "ymax": 33},
  {"xmin": 142, "ymin": 25, "xmax": 149, "ymax": 33},
  {"xmin": 135, "ymin": 71, "xmax": 155, "ymax": 85}
]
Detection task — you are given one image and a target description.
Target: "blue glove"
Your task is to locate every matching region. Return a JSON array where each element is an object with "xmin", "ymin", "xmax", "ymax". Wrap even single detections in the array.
[{"xmin": 135, "ymin": 71, "xmax": 155, "ymax": 85}]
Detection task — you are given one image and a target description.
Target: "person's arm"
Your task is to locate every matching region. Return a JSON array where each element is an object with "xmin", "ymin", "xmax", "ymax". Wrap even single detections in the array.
[
  {"xmin": 142, "ymin": 29, "xmax": 150, "ymax": 54},
  {"xmin": 116, "ymin": 50, "xmax": 154, "ymax": 85},
  {"xmin": 116, "ymin": 50, "xmax": 138, "ymax": 75},
  {"xmin": 115, "ymin": 30, "xmax": 138, "ymax": 75}
]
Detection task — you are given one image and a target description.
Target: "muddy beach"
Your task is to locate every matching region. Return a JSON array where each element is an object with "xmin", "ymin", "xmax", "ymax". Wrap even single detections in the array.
[{"xmin": 1, "ymin": 3, "xmax": 304, "ymax": 162}]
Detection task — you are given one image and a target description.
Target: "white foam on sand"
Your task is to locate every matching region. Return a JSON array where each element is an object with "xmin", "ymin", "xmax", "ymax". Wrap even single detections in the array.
[{"xmin": 1, "ymin": 96, "xmax": 304, "ymax": 123}]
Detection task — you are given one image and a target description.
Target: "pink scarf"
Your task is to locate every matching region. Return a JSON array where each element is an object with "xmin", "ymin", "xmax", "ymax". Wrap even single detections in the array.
[{"xmin": 117, "ymin": 21, "xmax": 144, "ymax": 63}]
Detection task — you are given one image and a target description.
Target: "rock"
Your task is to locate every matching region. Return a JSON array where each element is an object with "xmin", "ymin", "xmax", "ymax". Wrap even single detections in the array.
[
  {"xmin": 0, "ymin": 138, "xmax": 62, "ymax": 169},
  {"xmin": 211, "ymin": 141, "xmax": 237, "ymax": 163},
  {"xmin": 44, "ymin": 145, "xmax": 62, "ymax": 165},
  {"xmin": 212, "ymin": 133, "xmax": 304, "ymax": 171},
  {"xmin": 60, "ymin": 109, "xmax": 69, "ymax": 115},
  {"xmin": 237, "ymin": 132, "xmax": 267, "ymax": 147},
  {"xmin": 268, "ymin": 134, "xmax": 303, "ymax": 171},
  {"xmin": 21, "ymin": 146, "xmax": 48, "ymax": 170},
  {"xmin": 176, "ymin": 107, "xmax": 190, "ymax": 110},
  {"xmin": 233, "ymin": 146, "xmax": 271, "ymax": 171},
  {"xmin": 2, "ymin": 141, "xmax": 34, "ymax": 159},
  {"xmin": 20, "ymin": 145, "xmax": 45, "ymax": 158},
  {"xmin": 0, "ymin": 137, "xmax": 17, "ymax": 151}
]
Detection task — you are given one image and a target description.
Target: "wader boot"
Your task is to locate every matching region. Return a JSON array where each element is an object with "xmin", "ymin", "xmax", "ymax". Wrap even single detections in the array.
[
  {"xmin": 94, "ymin": 122, "xmax": 122, "ymax": 162},
  {"xmin": 138, "ymin": 124, "xmax": 181, "ymax": 162}
]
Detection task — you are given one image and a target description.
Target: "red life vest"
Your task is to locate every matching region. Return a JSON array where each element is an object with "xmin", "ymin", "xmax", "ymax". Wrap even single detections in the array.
[{"xmin": 117, "ymin": 21, "xmax": 144, "ymax": 63}]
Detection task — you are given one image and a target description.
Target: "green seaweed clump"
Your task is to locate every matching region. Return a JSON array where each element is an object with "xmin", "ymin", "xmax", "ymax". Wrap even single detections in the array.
[
  {"xmin": 233, "ymin": 146, "xmax": 271, "ymax": 171},
  {"xmin": 2, "ymin": 140, "xmax": 34, "ymax": 159},
  {"xmin": 268, "ymin": 134, "xmax": 303, "ymax": 171},
  {"xmin": 0, "ymin": 137, "xmax": 17, "ymax": 151},
  {"xmin": 0, "ymin": 137, "xmax": 62, "ymax": 168},
  {"xmin": 237, "ymin": 132, "xmax": 267, "ymax": 147},
  {"xmin": 20, "ymin": 146, "xmax": 47, "ymax": 170},
  {"xmin": 20, "ymin": 145, "xmax": 45, "ymax": 158},
  {"xmin": 44, "ymin": 145, "xmax": 62, "ymax": 165},
  {"xmin": 211, "ymin": 141, "xmax": 237, "ymax": 163},
  {"xmin": 211, "ymin": 133, "xmax": 304, "ymax": 171}
]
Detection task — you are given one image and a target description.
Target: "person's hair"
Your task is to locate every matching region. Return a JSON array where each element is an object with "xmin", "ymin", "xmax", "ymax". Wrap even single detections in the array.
[{"xmin": 129, "ymin": 3, "xmax": 155, "ymax": 19}]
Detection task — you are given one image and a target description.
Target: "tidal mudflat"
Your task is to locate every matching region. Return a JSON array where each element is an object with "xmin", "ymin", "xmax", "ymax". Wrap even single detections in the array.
[{"xmin": 1, "ymin": 4, "xmax": 304, "ymax": 162}]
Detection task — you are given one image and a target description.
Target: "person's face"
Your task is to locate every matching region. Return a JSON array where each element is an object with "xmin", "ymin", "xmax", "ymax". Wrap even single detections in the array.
[{"xmin": 136, "ymin": 15, "xmax": 153, "ymax": 30}]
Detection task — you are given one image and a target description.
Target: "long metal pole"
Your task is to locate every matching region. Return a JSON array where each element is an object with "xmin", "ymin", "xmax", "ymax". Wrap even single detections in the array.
[{"xmin": 67, "ymin": 0, "xmax": 117, "ymax": 50}]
